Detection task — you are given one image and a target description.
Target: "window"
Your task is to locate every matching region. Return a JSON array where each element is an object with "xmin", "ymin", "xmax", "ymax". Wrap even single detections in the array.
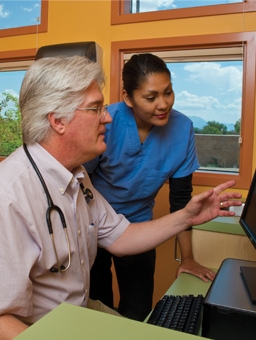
[
  {"xmin": 111, "ymin": 0, "xmax": 256, "ymax": 24},
  {"xmin": 0, "ymin": 0, "xmax": 48, "ymax": 37},
  {"xmin": 0, "ymin": 60, "xmax": 34, "ymax": 160},
  {"xmin": 129, "ymin": 0, "xmax": 243, "ymax": 13},
  {"xmin": 110, "ymin": 32, "xmax": 256, "ymax": 189},
  {"xmin": 0, "ymin": 1, "xmax": 41, "ymax": 29},
  {"xmin": 0, "ymin": 0, "xmax": 48, "ymax": 159}
]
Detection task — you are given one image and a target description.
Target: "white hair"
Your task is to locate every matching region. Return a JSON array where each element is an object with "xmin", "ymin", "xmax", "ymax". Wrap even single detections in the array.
[{"xmin": 19, "ymin": 55, "xmax": 105, "ymax": 143}]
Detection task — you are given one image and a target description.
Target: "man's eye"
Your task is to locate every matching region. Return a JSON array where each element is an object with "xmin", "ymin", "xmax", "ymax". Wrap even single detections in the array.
[
  {"xmin": 89, "ymin": 107, "xmax": 99, "ymax": 112},
  {"xmin": 146, "ymin": 97, "xmax": 155, "ymax": 102},
  {"xmin": 165, "ymin": 90, "xmax": 173, "ymax": 96}
]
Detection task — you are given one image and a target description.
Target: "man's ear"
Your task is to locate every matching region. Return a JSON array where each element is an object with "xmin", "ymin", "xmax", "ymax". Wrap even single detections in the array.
[
  {"xmin": 48, "ymin": 112, "xmax": 66, "ymax": 135},
  {"xmin": 122, "ymin": 90, "xmax": 133, "ymax": 109}
]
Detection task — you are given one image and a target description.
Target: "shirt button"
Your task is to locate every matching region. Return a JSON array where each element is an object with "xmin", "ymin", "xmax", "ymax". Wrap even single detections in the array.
[
  {"xmin": 60, "ymin": 188, "xmax": 65, "ymax": 194},
  {"xmin": 78, "ymin": 230, "xmax": 81, "ymax": 236},
  {"xmin": 81, "ymin": 259, "xmax": 84, "ymax": 265}
]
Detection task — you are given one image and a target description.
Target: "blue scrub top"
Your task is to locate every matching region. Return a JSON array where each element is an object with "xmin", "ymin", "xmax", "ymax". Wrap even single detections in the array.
[{"xmin": 84, "ymin": 102, "xmax": 199, "ymax": 222}]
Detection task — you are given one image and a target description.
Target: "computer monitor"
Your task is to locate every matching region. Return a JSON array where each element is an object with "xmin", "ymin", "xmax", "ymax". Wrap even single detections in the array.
[{"xmin": 239, "ymin": 169, "xmax": 256, "ymax": 304}]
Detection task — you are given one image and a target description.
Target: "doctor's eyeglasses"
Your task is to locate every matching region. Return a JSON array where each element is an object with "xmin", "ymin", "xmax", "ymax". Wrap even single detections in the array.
[{"xmin": 76, "ymin": 104, "xmax": 108, "ymax": 120}]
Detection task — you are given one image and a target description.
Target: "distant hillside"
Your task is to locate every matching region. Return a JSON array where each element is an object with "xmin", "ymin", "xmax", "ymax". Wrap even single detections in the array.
[
  {"xmin": 188, "ymin": 116, "xmax": 206, "ymax": 129},
  {"xmin": 188, "ymin": 116, "xmax": 235, "ymax": 131}
]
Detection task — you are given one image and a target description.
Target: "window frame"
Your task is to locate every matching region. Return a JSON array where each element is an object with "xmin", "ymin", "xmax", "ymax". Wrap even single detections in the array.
[
  {"xmin": 0, "ymin": 50, "xmax": 36, "ymax": 162},
  {"xmin": 111, "ymin": 0, "xmax": 256, "ymax": 25},
  {"xmin": 110, "ymin": 32, "xmax": 256, "ymax": 189},
  {"xmin": 0, "ymin": 0, "xmax": 48, "ymax": 38}
]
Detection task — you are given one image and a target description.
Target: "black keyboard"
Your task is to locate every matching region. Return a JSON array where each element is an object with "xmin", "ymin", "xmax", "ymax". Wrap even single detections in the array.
[{"xmin": 147, "ymin": 294, "xmax": 204, "ymax": 335}]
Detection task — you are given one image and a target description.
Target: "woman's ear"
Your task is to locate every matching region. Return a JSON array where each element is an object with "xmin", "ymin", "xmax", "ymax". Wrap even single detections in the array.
[
  {"xmin": 122, "ymin": 90, "xmax": 133, "ymax": 108},
  {"xmin": 48, "ymin": 112, "xmax": 66, "ymax": 135}
]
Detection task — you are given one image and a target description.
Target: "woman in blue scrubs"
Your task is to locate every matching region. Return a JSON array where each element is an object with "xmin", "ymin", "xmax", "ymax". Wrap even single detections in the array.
[{"xmin": 84, "ymin": 53, "xmax": 216, "ymax": 321}]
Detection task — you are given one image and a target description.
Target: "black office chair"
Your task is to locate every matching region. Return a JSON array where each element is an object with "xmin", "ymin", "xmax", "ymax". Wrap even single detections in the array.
[{"xmin": 35, "ymin": 41, "xmax": 102, "ymax": 63}]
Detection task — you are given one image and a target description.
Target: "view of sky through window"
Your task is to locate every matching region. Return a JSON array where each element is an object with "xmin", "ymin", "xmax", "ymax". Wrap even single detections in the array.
[
  {"xmin": 0, "ymin": 70, "xmax": 26, "ymax": 99},
  {"xmin": 167, "ymin": 61, "xmax": 242, "ymax": 130},
  {"xmin": 0, "ymin": 0, "xmax": 41, "ymax": 29},
  {"xmin": 0, "ymin": 60, "xmax": 242, "ymax": 134},
  {"xmin": 130, "ymin": 0, "xmax": 243, "ymax": 13}
]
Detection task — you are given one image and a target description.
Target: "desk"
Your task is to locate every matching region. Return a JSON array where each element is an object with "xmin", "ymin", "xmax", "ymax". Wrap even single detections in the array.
[
  {"xmin": 15, "ymin": 273, "xmax": 212, "ymax": 340},
  {"xmin": 16, "ymin": 216, "xmax": 254, "ymax": 340},
  {"xmin": 192, "ymin": 217, "xmax": 256, "ymax": 269}
]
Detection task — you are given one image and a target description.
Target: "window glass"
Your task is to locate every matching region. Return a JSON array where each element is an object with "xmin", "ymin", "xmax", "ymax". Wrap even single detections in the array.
[
  {"xmin": 167, "ymin": 60, "xmax": 242, "ymax": 173},
  {"xmin": 130, "ymin": 0, "xmax": 243, "ymax": 13},
  {"xmin": 0, "ymin": 0, "xmax": 41, "ymax": 29},
  {"xmin": 0, "ymin": 70, "xmax": 25, "ymax": 156}
]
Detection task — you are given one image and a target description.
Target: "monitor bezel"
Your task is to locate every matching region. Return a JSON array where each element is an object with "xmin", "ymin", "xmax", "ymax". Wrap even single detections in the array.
[{"xmin": 239, "ymin": 170, "xmax": 256, "ymax": 250}]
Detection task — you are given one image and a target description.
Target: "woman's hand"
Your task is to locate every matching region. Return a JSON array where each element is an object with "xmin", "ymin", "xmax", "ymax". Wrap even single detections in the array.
[{"xmin": 177, "ymin": 258, "xmax": 216, "ymax": 283}]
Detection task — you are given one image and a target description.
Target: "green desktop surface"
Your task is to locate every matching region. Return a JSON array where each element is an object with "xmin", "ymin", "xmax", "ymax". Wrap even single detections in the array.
[
  {"xmin": 15, "ymin": 301, "xmax": 205, "ymax": 340},
  {"xmin": 165, "ymin": 271, "xmax": 213, "ymax": 296},
  {"xmin": 194, "ymin": 216, "xmax": 243, "ymax": 235},
  {"xmin": 15, "ymin": 272, "xmax": 213, "ymax": 340}
]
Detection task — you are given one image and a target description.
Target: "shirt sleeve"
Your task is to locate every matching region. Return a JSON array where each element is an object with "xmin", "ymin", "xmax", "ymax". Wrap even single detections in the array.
[
  {"xmin": 169, "ymin": 174, "xmax": 193, "ymax": 230},
  {"xmin": 92, "ymin": 189, "xmax": 130, "ymax": 248},
  {"xmin": 171, "ymin": 118, "xmax": 199, "ymax": 178}
]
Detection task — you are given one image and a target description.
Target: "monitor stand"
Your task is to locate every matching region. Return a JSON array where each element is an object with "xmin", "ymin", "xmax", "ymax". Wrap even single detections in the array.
[{"xmin": 240, "ymin": 266, "xmax": 256, "ymax": 304}]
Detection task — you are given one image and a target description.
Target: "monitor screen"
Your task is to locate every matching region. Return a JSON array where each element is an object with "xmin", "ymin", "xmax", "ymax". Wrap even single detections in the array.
[
  {"xmin": 239, "ymin": 170, "xmax": 256, "ymax": 304},
  {"xmin": 239, "ymin": 170, "xmax": 256, "ymax": 249}
]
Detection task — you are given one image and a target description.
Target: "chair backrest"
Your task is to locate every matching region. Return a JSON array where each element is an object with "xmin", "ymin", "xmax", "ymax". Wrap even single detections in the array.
[{"xmin": 35, "ymin": 41, "xmax": 102, "ymax": 65}]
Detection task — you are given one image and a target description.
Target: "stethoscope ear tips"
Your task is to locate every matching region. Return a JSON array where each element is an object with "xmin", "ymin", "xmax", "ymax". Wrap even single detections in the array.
[
  {"xmin": 50, "ymin": 265, "xmax": 66, "ymax": 273},
  {"xmin": 50, "ymin": 267, "xmax": 59, "ymax": 273}
]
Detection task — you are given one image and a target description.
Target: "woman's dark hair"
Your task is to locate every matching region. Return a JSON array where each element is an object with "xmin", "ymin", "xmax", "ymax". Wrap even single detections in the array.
[{"xmin": 122, "ymin": 53, "xmax": 171, "ymax": 97}]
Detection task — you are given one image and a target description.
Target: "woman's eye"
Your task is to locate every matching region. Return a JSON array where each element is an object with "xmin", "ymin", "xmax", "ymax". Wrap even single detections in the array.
[
  {"xmin": 165, "ymin": 90, "xmax": 173, "ymax": 96},
  {"xmin": 146, "ymin": 97, "xmax": 155, "ymax": 102}
]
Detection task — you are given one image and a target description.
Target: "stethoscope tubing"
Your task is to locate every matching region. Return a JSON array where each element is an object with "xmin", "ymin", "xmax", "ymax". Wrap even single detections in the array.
[{"xmin": 23, "ymin": 143, "xmax": 71, "ymax": 273}]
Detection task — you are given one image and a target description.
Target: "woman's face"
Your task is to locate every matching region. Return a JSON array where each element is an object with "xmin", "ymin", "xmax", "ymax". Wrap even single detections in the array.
[{"xmin": 123, "ymin": 72, "xmax": 175, "ymax": 129}]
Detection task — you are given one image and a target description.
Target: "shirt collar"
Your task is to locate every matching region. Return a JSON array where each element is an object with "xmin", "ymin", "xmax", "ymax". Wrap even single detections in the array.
[{"xmin": 25, "ymin": 143, "xmax": 86, "ymax": 195}]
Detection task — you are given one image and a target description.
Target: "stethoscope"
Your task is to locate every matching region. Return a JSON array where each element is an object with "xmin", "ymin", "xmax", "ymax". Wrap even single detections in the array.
[{"xmin": 23, "ymin": 144, "xmax": 93, "ymax": 273}]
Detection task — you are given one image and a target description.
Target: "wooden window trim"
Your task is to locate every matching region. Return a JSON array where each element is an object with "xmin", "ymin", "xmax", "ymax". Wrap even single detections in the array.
[
  {"xmin": 0, "ymin": 0, "xmax": 48, "ymax": 38},
  {"xmin": 0, "ymin": 49, "xmax": 37, "ymax": 63},
  {"xmin": 110, "ymin": 32, "xmax": 256, "ymax": 189},
  {"xmin": 111, "ymin": 0, "xmax": 256, "ymax": 25}
]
